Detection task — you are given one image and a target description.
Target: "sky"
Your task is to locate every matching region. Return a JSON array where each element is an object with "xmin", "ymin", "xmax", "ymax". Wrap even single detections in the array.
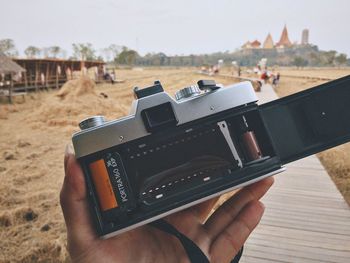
[{"xmin": 1, "ymin": 0, "xmax": 350, "ymax": 57}]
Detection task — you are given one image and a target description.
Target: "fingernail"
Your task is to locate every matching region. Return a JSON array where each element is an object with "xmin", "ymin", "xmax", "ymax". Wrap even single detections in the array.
[
  {"xmin": 64, "ymin": 143, "xmax": 74, "ymax": 174},
  {"xmin": 65, "ymin": 143, "xmax": 74, "ymax": 156}
]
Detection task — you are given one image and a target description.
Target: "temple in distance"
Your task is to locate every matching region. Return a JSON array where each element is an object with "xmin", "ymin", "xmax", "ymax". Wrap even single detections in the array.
[
  {"xmin": 234, "ymin": 25, "xmax": 320, "ymax": 66},
  {"xmin": 241, "ymin": 25, "xmax": 310, "ymax": 50}
]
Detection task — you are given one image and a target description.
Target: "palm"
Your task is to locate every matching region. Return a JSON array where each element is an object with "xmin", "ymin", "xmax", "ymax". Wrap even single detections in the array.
[
  {"xmin": 97, "ymin": 218, "xmax": 203, "ymax": 263},
  {"xmin": 61, "ymin": 151, "xmax": 273, "ymax": 263},
  {"xmin": 91, "ymin": 226, "xmax": 188, "ymax": 263},
  {"xmin": 69, "ymin": 200, "xmax": 215, "ymax": 263}
]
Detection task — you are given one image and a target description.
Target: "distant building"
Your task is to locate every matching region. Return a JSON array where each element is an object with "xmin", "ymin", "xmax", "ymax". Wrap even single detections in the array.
[
  {"xmin": 11, "ymin": 58, "xmax": 105, "ymax": 90},
  {"xmin": 250, "ymin": 40, "xmax": 261, "ymax": 48},
  {"xmin": 301, "ymin": 29, "xmax": 309, "ymax": 45},
  {"xmin": 241, "ymin": 25, "xmax": 312, "ymax": 51},
  {"xmin": 275, "ymin": 25, "xmax": 292, "ymax": 48},
  {"xmin": 242, "ymin": 40, "xmax": 261, "ymax": 49},
  {"xmin": 0, "ymin": 53, "xmax": 26, "ymax": 103},
  {"xmin": 263, "ymin": 33, "xmax": 274, "ymax": 49}
]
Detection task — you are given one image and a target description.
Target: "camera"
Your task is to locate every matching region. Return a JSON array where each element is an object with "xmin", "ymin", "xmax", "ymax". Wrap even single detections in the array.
[{"xmin": 72, "ymin": 76, "xmax": 350, "ymax": 239}]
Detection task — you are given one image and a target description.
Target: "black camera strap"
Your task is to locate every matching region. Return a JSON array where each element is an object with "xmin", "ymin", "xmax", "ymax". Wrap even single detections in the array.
[
  {"xmin": 149, "ymin": 219, "xmax": 209, "ymax": 262},
  {"xmin": 149, "ymin": 219, "xmax": 243, "ymax": 263}
]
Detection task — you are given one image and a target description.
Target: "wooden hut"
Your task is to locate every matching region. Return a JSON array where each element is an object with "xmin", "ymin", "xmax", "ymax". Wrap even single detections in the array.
[
  {"xmin": 13, "ymin": 58, "xmax": 105, "ymax": 91},
  {"xmin": 0, "ymin": 53, "xmax": 26, "ymax": 103}
]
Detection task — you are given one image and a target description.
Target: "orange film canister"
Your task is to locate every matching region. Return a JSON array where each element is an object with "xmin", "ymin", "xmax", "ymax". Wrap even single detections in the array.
[{"xmin": 89, "ymin": 159, "xmax": 118, "ymax": 211}]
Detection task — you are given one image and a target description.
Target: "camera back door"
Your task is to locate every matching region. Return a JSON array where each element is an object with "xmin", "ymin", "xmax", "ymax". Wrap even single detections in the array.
[{"xmin": 260, "ymin": 75, "xmax": 350, "ymax": 164}]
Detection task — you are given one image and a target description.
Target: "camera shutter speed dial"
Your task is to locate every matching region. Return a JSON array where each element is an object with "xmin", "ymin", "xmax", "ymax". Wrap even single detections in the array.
[
  {"xmin": 79, "ymin": 116, "xmax": 106, "ymax": 130},
  {"xmin": 175, "ymin": 85, "xmax": 201, "ymax": 101}
]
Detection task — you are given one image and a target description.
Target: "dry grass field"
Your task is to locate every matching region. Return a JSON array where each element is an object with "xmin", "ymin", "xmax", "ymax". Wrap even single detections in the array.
[
  {"xmin": 0, "ymin": 67, "xmax": 349, "ymax": 262},
  {"xmin": 277, "ymin": 67, "xmax": 350, "ymax": 79}
]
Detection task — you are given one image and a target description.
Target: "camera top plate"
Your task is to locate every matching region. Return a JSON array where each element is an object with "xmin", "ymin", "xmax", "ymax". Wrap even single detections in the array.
[{"xmin": 72, "ymin": 81, "xmax": 257, "ymax": 158}]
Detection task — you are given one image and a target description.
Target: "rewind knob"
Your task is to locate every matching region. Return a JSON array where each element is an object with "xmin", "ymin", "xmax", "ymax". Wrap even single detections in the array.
[{"xmin": 79, "ymin": 116, "xmax": 106, "ymax": 130}]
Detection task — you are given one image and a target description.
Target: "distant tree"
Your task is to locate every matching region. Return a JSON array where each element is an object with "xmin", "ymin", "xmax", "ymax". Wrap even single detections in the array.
[
  {"xmin": 0, "ymin": 39, "xmax": 18, "ymax": 56},
  {"xmin": 115, "ymin": 48, "xmax": 139, "ymax": 66},
  {"xmin": 293, "ymin": 56, "xmax": 308, "ymax": 68},
  {"xmin": 72, "ymin": 43, "xmax": 96, "ymax": 60},
  {"xmin": 144, "ymin": 52, "xmax": 168, "ymax": 66},
  {"xmin": 335, "ymin": 53, "xmax": 347, "ymax": 66},
  {"xmin": 309, "ymin": 52, "xmax": 322, "ymax": 66},
  {"xmin": 24, "ymin": 46, "xmax": 41, "ymax": 58},
  {"xmin": 323, "ymin": 50, "xmax": 337, "ymax": 66},
  {"xmin": 49, "ymin": 46, "xmax": 61, "ymax": 58},
  {"xmin": 158, "ymin": 52, "xmax": 168, "ymax": 66}
]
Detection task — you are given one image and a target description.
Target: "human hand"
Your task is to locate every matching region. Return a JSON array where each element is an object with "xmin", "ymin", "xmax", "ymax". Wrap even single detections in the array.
[{"xmin": 60, "ymin": 146, "xmax": 274, "ymax": 263}]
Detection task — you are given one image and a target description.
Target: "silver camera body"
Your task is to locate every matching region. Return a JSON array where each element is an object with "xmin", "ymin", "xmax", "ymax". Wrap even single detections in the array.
[{"xmin": 72, "ymin": 77, "xmax": 350, "ymax": 238}]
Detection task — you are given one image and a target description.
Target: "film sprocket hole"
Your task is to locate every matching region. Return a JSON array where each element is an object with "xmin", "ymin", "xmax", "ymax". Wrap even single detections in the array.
[{"xmin": 72, "ymin": 76, "xmax": 350, "ymax": 238}]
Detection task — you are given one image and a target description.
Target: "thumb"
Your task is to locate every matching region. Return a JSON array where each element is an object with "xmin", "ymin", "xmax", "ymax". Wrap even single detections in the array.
[{"xmin": 60, "ymin": 144, "xmax": 97, "ymax": 248}]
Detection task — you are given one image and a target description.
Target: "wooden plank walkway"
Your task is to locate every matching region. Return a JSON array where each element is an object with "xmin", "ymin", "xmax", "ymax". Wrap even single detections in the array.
[{"xmin": 240, "ymin": 84, "xmax": 350, "ymax": 263}]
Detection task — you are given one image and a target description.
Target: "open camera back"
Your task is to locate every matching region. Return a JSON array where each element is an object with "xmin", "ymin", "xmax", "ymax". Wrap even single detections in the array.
[{"xmin": 72, "ymin": 80, "xmax": 285, "ymax": 238}]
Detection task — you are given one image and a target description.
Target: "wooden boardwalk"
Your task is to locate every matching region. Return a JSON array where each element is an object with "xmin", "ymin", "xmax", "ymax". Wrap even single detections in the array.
[{"xmin": 241, "ymin": 84, "xmax": 350, "ymax": 263}]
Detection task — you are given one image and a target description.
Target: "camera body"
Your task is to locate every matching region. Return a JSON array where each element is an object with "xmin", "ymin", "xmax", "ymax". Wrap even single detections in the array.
[{"xmin": 72, "ymin": 76, "xmax": 350, "ymax": 239}]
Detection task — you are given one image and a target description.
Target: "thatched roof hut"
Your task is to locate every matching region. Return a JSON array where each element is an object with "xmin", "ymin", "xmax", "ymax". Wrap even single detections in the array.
[
  {"xmin": 0, "ymin": 53, "xmax": 26, "ymax": 103},
  {"xmin": 0, "ymin": 52, "xmax": 26, "ymax": 75}
]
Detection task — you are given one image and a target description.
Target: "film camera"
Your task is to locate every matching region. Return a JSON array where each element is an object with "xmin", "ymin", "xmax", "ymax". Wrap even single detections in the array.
[{"xmin": 72, "ymin": 76, "xmax": 350, "ymax": 238}]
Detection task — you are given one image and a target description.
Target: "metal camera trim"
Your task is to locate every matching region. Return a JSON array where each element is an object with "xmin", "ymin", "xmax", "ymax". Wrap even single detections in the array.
[{"xmin": 72, "ymin": 81, "xmax": 258, "ymax": 158}]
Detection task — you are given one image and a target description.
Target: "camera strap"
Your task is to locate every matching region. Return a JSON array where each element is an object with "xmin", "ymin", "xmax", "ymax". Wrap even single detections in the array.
[{"xmin": 149, "ymin": 219, "xmax": 243, "ymax": 263}]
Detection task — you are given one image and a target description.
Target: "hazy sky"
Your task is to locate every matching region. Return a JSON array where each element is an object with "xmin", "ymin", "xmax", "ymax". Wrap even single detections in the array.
[{"xmin": 1, "ymin": 0, "xmax": 349, "ymax": 56}]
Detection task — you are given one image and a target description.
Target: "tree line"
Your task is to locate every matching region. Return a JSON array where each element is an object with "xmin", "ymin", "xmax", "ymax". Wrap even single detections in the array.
[
  {"xmin": 0, "ymin": 38, "xmax": 348, "ymax": 67},
  {"xmin": 0, "ymin": 38, "xmax": 122, "ymax": 61}
]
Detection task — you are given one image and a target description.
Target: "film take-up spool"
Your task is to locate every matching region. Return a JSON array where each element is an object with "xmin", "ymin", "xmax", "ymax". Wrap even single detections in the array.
[{"xmin": 239, "ymin": 116, "xmax": 263, "ymax": 162}]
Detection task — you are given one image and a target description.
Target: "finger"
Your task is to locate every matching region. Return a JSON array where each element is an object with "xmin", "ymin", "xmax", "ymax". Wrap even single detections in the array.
[
  {"xmin": 205, "ymin": 177, "xmax": 273, "ymax": 238},
  {"xmin": 210, "ymin": 200, "xmax": 265, "ymax": 263},
  {"xmin": 164, "ymin": 197, "xmax": 220, "ymax": 241},
  {"xmin": 60, "ymin": 145, "xmax": 96, "ymax": 246},
  {"xmin": 190, "ymin": 197, "xmax": 220, "ymax": 223},
  {"xmin": 64, "ymin": 143, "xmax": 72, "ymax": 174}
]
